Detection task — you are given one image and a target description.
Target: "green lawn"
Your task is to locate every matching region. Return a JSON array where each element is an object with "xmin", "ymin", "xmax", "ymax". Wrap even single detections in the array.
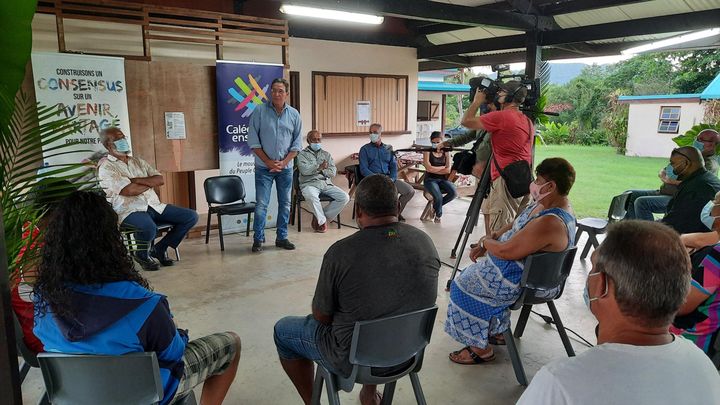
[{"xmin": 534, "ymin": 145, "xmax": 667, "ymax": 219}]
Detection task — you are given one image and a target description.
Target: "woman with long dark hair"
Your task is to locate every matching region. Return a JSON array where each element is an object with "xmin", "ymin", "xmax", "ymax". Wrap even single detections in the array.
[{"xmin": 33, "ymin": 191, "xmax": 241, "ymax": 405}]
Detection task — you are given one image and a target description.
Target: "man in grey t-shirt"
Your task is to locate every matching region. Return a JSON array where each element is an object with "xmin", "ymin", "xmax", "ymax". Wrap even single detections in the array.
[{"xmin": 274, "ymin": 174, "xmax": 439, "ymax": 404}]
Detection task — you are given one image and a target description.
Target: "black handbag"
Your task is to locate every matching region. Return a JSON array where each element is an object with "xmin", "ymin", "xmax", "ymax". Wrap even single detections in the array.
[{"xmin": 491, "ymin": 116, "xmax": 534, "ymax": 198}]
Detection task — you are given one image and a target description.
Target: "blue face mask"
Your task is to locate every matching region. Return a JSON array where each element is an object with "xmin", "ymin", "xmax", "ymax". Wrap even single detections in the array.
[
  {"xmin": 113, "ymin": 138, "xmax": 130, "ymax": 153},
  {"xmin": 693, "ymin": 139, "xmax": 705, "ymax": 152},
  {"xmin": 700, "ymin": 200, "xmax": 719, "ymax": 230},
  {"xmin": 665, "ymin": 164, "xmax": 678, "ymax": 181},
  {"xmin": 309, "ymin": 143, "xmax": 321, "ymax": 151},
  {"xmin": 370, "ymin": 133, "xmax": 381, "ymax": 143}
]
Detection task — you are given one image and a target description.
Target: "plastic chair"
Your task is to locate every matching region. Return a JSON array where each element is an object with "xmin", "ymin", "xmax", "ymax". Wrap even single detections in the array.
[
  {"xmin": 290, "ymin": 169, "xmax": 342, "ymax": 232},
  {"xmin": 37, "ymin": 352, "xmax": 196, "ymax": 405},
  {"xmin": 574, "ymin": 191, "xmax": 631, "ymax": 259},
  {"xmin": 348, "ymin": 165, "xmax": 363, "ymax": 220},
  {"xmin": 311, "ymin": 306, "xmax": 438, "ymax": 405},
  {"xmin": 122, "ymin": 223, "xmax": 180, "ymax": 261},
  {"xmin": 204, "ymin": 175, "xmax": 256, "ymax": 251},
  {"xmin": 13, "ymin": 311, "xmax": 39, "ymax": 382},
  {"xmin": 503, "ymin": 247, "xmax": 578, "ymax": 386}
]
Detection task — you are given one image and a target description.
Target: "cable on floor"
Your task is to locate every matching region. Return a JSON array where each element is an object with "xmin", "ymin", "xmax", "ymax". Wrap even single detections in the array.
[{"xmin": 530, "ymin": 309, "xmax": 595, "ymax": 348}]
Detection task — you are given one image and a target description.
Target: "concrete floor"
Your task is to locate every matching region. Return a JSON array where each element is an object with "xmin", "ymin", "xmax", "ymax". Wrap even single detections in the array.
[{"xmin": 20, "ymin": 192, "xmax": 600, "ymax": 405}]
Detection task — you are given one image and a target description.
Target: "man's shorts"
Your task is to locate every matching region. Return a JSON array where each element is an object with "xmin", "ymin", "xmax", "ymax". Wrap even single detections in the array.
[
  {"xmin": 481, "ymin": 176, "xmax": 530, "ymax": 232},
  {"xmin": 169, "ymin": 332, "xmax": 239, "ymax": 403},
  {"xmin": 273, "ymin": 315, "xmax": 335, "ymax": 372}
]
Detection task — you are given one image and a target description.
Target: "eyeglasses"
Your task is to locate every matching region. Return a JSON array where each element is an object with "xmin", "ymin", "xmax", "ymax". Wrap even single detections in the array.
[{"xmin": 271, "ymin": 89, "xmax": 286, "ymax": 94}]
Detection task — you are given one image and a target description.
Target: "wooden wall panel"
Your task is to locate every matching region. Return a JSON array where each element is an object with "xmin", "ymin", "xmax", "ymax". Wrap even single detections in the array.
[
  {"xmin": 156, "ymin": 171, "xmax": 190, "ymax": 207},
  {"xmin": 312, "ymin": 72, "xmax": 408, "ymax": 136},
  {"xmin": 149, "ymin": 61, "xmax": 218, "ymax": 172},
  {"xmin": 124, "ymin": 60, "xmax": 156, "ymax": 166}
]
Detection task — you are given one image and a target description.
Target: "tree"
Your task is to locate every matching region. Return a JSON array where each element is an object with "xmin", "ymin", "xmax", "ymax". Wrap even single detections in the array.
[{"xmin": 672, "ymin": 49, "xmax": 720, "ymax": 94}]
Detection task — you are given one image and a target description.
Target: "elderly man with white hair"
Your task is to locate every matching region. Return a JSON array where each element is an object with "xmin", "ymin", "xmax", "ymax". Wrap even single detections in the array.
[
  {"xmin": 518, "ymin": 220, "xmax": 720, "ymax": 404},
  {"xmin": 97, "ymin": 127, "xmax": 198, "ymax": 271},
  {"xmin": 296, "ymin": 130, "xmax": 349, "ymax": 232}
]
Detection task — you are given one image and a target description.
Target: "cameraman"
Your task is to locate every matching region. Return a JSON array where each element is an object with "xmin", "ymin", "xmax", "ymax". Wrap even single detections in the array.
[{"xmin": 459, "ymin": 81, "xmax": 533, "ymax": 234}]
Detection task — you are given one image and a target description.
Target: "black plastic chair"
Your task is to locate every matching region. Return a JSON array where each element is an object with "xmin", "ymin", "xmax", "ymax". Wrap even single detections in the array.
[
  {"xmin": 122, "ymin": 223, "xmax": 180, "ymax": 261},
  {"xmin": 13, "ymin": 311, "xmax": 39, "ymax": 381},
  {"xmin": 503, "ymin": 247, "xmax": 578, "ymax": 386},
  {"xmin": 37, "ymin": 352, "xmax": 196, "ymax": 405},
  {"xmin": 574, "ymin": 191, "xmax": 631, "ymax": 259},
  {"xmin": 290, "ymin": 169, "xmax": 342, "ymax": 232},
  {"xmin": 204, "ymin": 175, "xmax": 256, "ymax": 251},
  {"xmin": 311, "ymin": 306, "xmax": 438, "ymax": 405},
  {"xmin": 347, "ymin": 164, "xmax": 363, "ymax": 219}
]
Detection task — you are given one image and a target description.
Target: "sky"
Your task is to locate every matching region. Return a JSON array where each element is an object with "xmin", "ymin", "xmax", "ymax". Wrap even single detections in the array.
[{"xmin": 470, "ymin": 54, "xmax": 633, "ymax": 76}]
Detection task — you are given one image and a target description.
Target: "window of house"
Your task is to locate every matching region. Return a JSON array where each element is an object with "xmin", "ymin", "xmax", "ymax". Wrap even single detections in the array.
[{"xmin": 658, "ymin": 106, "xmax": 681, "ymax": 134}]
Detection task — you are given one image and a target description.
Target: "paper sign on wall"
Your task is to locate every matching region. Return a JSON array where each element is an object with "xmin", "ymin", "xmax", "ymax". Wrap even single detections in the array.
[
  {"xmin": 164, "ymin": 112, "xmax": 186, "ymax": 139},
  {"xmin": 356, "ymin": 101, "xmax": 371, "ymax": 127}
]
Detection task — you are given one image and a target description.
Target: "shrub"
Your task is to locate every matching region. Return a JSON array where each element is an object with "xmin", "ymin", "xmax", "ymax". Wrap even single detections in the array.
[{"xmin": 540, "ymin": 122, "xmax": 570, "ymax": 144}]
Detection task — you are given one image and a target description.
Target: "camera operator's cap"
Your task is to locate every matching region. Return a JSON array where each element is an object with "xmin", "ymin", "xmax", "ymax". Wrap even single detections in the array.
[{"xmin": 499, "ymin": 80, "xmax": 527, "ymax": 103}]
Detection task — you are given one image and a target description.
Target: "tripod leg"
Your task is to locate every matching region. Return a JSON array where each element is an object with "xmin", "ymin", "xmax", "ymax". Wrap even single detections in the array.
[{"xmin": 450, "ymin": 214, "xmax": 471, "ymax": 259}]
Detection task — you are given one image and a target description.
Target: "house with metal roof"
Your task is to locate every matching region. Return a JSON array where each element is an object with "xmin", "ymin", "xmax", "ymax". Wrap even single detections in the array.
[{"xmin": 619, "ymin": 73, "xmax": 720, "ymax": 158}]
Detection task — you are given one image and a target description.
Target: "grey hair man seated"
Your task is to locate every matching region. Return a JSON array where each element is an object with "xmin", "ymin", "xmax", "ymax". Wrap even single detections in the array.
[
  {"xmin": 273, "ymin": 174, "xmax": 439, "ymax": 405},
  {"xmin": 296, "ymin": 130, "xmax": 349, "ymax": 232},
  {"xmin": 518, "ymin": 220, "xmax": 720, "ymax": 404}
]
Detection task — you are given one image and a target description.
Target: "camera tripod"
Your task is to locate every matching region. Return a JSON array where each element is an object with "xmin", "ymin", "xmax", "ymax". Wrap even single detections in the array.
[{"xmin": 446, "ymin": 155, "xmax": 493, "ymax": 290}]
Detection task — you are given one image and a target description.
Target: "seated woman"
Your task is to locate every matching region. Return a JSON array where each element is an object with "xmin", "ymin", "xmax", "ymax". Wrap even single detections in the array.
[
  {"xmin": 673, "ymin": 192, "xmax": 720, "ymax": 356},
  {"xmin": 422, "ymin": 131, "xmax": 457, "ymax": 223},
  {"xmin": 445, "ymin": 158, "xmax": 576, "ymax": 364},
  {"xmin": 33, "ymin": 191, "xmax": 241, "ymax": 405}
]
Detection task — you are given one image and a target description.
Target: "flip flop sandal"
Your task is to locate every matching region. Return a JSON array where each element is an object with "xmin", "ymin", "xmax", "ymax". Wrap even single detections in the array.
[
  {"xmin": 489, "ymin": 335, "xmax": 506, "ymax": 346},
  {"xmin": 449, "ymin": 346, "xmax": 495, "ymax": 365}
]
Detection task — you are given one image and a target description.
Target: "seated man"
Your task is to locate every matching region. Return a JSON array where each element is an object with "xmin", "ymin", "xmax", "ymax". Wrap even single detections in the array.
[
  {"xmin": 359, "ymin": 123, "xmax": 415, "ymax": 221},
  {"xmin": 518, "ymin": 220, "xmax": 720, "ymax": 404},
  {"xmin": 627, "ymin": 132, "xmax": 720, "ymax": 221},
  {"xmin": 273, "ymin": 174, "xmax": 439, "ymax": 405},
  {"xmin": 98, "ymin": 127, "xmax": 198, "ymax": 271},
  {"xmin": 296, "ymin": 130, "xmax": 349, "ymax": 233},
  {"xmin": 662, "ymin": 146, "xmax": 720, "ymax": 234},
  {"xmin": 33, "ymin": 191, "xmax": 241, "ymax": 405}
]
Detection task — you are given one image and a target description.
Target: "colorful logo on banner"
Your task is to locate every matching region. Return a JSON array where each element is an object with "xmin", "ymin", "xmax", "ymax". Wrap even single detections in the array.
[{"xmin": 227, "ymin": 74, "xmax": 270, "ymax": 118}]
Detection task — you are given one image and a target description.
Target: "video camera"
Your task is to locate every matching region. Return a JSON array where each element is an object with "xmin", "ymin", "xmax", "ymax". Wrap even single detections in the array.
[{"xmin": 468, "ymin": 64, "xmax": 540, "ymax": 112}]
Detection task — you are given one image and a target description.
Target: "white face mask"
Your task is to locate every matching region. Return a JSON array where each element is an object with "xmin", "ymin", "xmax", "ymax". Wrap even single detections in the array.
[{"xmin": 370, "ymin": 132, "xmax": 381, "ymax": 143}]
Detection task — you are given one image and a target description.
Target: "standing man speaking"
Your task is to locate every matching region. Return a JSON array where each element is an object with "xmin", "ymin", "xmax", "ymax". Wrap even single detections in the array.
[{"xmin": 248, "ymin": 78, "xmax": 302, "ymax": 253}]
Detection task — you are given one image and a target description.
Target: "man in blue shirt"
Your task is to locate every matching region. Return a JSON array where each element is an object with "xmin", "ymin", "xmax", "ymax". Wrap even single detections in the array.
[
  {"xmin": 358, "ymin": 123, "xmax": 415, "ymax": 220},
  {"xmin": 248, "ymin": 78, "xmax": 302, "ymax": 252}
]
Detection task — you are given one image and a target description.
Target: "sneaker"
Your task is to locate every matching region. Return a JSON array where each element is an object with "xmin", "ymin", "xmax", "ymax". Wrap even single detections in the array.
[
  {"xmin": 434, "ymin": 216, "xmax": 441, "ymax": 223},
  {"xmin": 151, "ymin": 248, "xmax": 174, "ymax": 266},
  {"xmin": 275, "ymin": 239, "xmax": 296, "ymax": 250},
  {"xmin": 316, "ymin": 222, "xmax": 328, "ymax": 233},
  {"xmin": 252, "ymin": 240, "xmax": 263, "ymax": 253},
  {"xmin": 134, "ymin": 254, "xmax": 160, "ymax": 271}
]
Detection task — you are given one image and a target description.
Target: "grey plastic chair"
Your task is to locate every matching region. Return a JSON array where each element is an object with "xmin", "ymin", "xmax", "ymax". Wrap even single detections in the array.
[
  {"xmin": 311, "ymin": 306, "xmax": 438, "ymax": 405},
  {"xmin": 503, "ymin": 247, "xmax": 578, "ymax": 386},
  {"xmin": 37, "ymin": 352, "xmax": 196, "ymax": 405},
  {"xmin": 574, "ymin": 191, "xmax": 631, "ymax": 259}
]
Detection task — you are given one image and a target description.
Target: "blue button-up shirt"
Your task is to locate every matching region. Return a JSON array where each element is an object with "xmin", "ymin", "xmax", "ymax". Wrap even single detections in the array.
[
  {"xmin": 248, "ymin": 102, "xmax": 303, "ymax": 168},
  {"xmin": 359, "ymin": 142, "xmax": 397, "ymax": 181}
]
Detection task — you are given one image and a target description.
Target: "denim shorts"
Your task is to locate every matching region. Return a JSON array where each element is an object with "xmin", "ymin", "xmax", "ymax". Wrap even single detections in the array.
[{"xmin": 273, "ymin": 315, "xmax": 335, "ymax": 371}]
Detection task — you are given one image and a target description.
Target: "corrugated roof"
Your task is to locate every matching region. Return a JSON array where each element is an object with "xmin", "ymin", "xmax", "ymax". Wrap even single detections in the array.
[{"xmin": 418, "ymin": 81, "xmax": 471, "ymax": 92}]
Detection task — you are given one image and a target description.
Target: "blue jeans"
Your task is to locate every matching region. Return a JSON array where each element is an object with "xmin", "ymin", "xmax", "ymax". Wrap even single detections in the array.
[
  {"xmin": 625, "ymin": 189, "xmax": 671, "ymax": 221},
  {"xmin": 273, "ymin": 315, "xmax": 333, "ymax": 371},
  {"xmin": 424, "ymin": 177, "xmax": 457, "ymax": 217},
  {"xmin": 122, "ymin": 205, "xmax": 199, "ymax": 259},
  {"xmin": 253, "ymin": 167, "xmax": 292, "ymax": 242}
]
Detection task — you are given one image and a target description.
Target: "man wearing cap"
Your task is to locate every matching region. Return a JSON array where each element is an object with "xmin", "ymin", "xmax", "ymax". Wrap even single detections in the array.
[{"xmin": 461, "ymin": 81, "xmax": 533, "ymax": 234}]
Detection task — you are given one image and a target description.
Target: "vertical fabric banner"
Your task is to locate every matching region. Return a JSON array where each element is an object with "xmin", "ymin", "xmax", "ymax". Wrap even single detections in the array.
[
  {"xmin": 216, "ymin": 61, "xmax": 284, "ymax": 232},
  {"xmin": 31, "ymin": 52, "xmax": 131, "ymax": 169}
]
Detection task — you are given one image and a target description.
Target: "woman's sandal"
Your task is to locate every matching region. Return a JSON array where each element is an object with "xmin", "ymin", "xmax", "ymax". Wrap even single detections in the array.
[
  {"xmin": 489, "ymin": 335, "xmax": 506, "ymax": 346},
  {"xmin": 449, "ymin": 346, "xmax": 496, "ymax": 365}
]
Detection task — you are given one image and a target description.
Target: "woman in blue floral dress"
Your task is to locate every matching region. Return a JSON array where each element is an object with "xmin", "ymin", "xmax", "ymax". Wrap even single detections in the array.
[{"xmin": 446, "ymin": 158, "xmax": 577, "ymax": 364}]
